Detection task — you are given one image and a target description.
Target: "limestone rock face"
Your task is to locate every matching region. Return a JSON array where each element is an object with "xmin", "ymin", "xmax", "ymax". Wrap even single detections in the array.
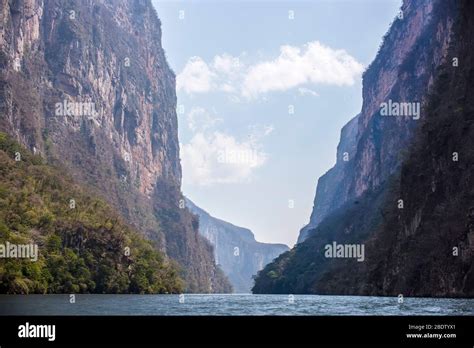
[
  {"xmin": 0, "ymin": 0, "xmax": 231, "ymax": 292},
  {"xmin": 1, "ymin": 0, "xmax": 179, "ymax": 196}
]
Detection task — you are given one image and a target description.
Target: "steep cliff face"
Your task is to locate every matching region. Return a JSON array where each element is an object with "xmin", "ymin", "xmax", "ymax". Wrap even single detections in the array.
[
  {"xmin": 298, "ymin": 115, "xmax": 358, "ymax": 243},
  {"xmin": 0, "ymin": 0, "xmax": 230, "ymax": 292},
  {"xmin": 334, "ymin": 0, "xmax": 474, "ymax": 296},
  {"xmin": 254, "ymin": 0, "xmax": 473, "ymax": 296},
  {"xmin": 1, "ymin": 0, "xmax": 180, "ymax": 194},
  {"xmin": 186, "ymin": 198, "xmax": 288, "ymax": 293},
  {"xmin": 298, "ymin": 0, "xmax": 454, "ymax": 243}
]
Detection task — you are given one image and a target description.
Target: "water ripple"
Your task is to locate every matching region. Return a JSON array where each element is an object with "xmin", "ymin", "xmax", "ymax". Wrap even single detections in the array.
[{"xmin": 0, "ymin": 294, "xmax": 472, "ymax": 316}]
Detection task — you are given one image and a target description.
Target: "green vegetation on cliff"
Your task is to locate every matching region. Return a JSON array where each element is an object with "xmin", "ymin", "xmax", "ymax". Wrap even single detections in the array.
[{"xmin": 0, "ymin": 133, "xmax": 184, "ymax": 294}]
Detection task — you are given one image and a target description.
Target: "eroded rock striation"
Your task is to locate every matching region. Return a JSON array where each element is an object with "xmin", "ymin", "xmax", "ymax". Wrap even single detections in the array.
[{"xmin": 0, "ymin": 0, "xmax": 231, "ymax": 292}]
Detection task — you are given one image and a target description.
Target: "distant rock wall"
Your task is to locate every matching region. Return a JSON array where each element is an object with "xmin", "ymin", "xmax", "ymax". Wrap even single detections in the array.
[{"xmin": 186, "ymin": 198, "xmax": 288, "ymax": 293}]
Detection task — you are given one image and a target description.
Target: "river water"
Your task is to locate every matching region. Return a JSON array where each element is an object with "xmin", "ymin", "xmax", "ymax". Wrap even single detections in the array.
[{"xmin": 0, "ymin": 294, "xmax": 473, "ymax": 315}]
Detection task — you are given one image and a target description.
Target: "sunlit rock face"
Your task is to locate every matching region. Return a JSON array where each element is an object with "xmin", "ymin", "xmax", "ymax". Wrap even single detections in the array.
[
  {"xmin": 0, "ymin": 0, "xmax": 231, "ymax": 292},
  {"xmin": 1, "ymin": 0, "xmax": 180, "ymax": 196}
]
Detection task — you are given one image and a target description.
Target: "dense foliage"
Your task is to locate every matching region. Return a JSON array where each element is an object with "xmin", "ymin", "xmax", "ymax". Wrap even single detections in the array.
[
  {"xmin": 251, "ymin": 186, "xmax": 389, "ymax": 294},
  {"xmin": 0, "ymin": 133, "xmax": 184, "ymax": 294}
]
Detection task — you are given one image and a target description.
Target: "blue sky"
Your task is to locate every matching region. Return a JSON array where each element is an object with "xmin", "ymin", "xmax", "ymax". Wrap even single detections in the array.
[{"xmin": 153, "ymin": 0, "xmax": 401, "ymax": 246}]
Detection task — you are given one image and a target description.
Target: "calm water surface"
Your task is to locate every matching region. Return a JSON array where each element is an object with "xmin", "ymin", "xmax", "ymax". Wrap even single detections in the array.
[{"xmin": 0, "ymin": 294, "xmax": 472, "ymax": 316}]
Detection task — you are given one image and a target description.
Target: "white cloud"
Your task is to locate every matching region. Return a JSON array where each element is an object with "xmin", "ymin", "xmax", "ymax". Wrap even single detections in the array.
[
  {"xmin": 181, "ymin": 108, "xmax": 271, "ymax": 186},
  {"xmin": 298, "ymin": 87, "xmax": 320, "ymax": 97},
  {"xmin": 241, "ymin": 42, "xmax": 363, "ymax": 98},
  {"xmin": 212, "ymin": 54, "xmax": 241, "ymax": 75},
  {"xmin": 181, "ymin": 131, "xmax": 267, "ymax": 186},
  {"xmin": 186, "ymin": 107, "xmax": 222, "ymax": 132},
  {"xmin": 176, "ymin": 41, "xmax": 363, "ymax": 99},
  {"xmin": 177, "ymin": 54, "xmax": 241, "ymax": 95},
  {"xmin": 176, "ymin": 57, "xmax": 215, "ymax": 94}
]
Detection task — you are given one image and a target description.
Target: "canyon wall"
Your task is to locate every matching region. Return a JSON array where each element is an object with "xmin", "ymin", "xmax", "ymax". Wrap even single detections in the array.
[
  {"xmin": 0, "ymin": 0, "xmax": 231, "ymax": 292},
  {"xmin": 254, "ymin": 0, "xmax": 473, "ymax": 297}
]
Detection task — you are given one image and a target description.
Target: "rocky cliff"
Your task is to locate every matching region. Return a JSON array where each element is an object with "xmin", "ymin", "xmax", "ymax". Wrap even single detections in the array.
[
  {"xmin": 298, "ymin": 115, "xmax": 358, "ymax": 243},
  {"xmin": 0, "ymin": 0, "xmax": 231, "ymax": 292},
  {"xmin": 254, "ymin": 0, "xmax": 473, "ymax": 297},
  {"xmin": 186, "ymin": 198, "xmax": 288, "ymax": 293},
  {"xmin": 335, "ymin": 0, "xmax": 474, "ymax": 296},
  {"xmin": 298, "ymin": 0, "xmax": 454, "ymax": 243}
]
